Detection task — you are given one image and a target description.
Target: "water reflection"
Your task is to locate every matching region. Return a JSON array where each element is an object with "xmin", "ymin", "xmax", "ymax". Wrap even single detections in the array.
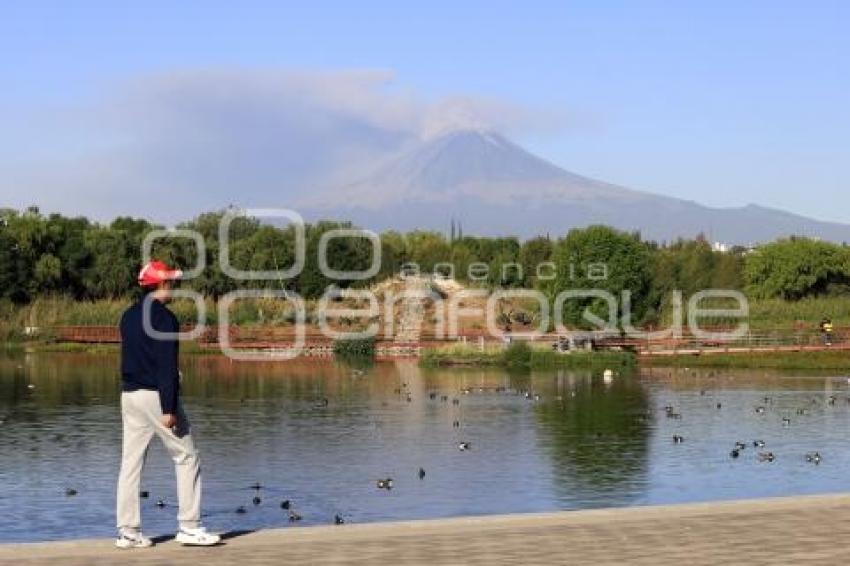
[
  {"xmin": 2, "ymin": 352, "xmax": 850, "ymax": 543},
  {"xmin": 535, "ymin": 369, "xmax": 650, "ymax": 506}
]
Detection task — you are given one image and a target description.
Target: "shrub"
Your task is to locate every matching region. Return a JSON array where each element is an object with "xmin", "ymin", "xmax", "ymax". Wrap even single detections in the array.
[
  {"xmin": 333, "ymin": 336, "xmax": 376, "ymax": 358},
  {"xmin": 500, "ymin": 341, "xmax": 532, "ymax": 369}
]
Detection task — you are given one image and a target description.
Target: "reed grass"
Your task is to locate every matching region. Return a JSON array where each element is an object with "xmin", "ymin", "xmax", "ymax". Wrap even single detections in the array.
[{"xmin": 643, "ymin": 350, "xmax": 850, "ymax": 371}]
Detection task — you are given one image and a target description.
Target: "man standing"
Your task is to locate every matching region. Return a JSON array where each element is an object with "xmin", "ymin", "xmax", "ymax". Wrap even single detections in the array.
[{"xmin": 115, "ymin": 260, "xmax": 220, "ymax": 548}]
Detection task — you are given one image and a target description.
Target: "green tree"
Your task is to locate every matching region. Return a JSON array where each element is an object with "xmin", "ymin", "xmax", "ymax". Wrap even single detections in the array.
[
  {"xmin": 81, "ymin": 227, "xmax": 138, "ymax": 298},
  {"xmin": 406, "ymin": 231, "xmax": 451, "ymax": 273},
  {"xmin": 519, "ymin": 236, "xmax": 554, "ymax": 288},
  {"xmin": 0, "ymin": 212, "xmax": 25, "ymax": 302},
  {"xmin": 228, "ymin": 225, "xmax": 297, "ymax": 290},
  {"xmin": 378, "ymin": 231, "xmax": 408, "ymax": 279},
  {"xmin": 744, "ymin": 237, "xmax": 850, "ymax": 300},
  {"xmin": 546, "ymin": 226, "xmax": 652, "ymax": 329},
  {"xmin": 51, "ymin": 215, "xmax": 93, "ymax": 298},
  {"xmin": 297, "ymin": 221, "xmax": 375, "ymax": 298},
  {"xmin": 34, "ymin": 253, "xmax": 62, "ymax": 291},
  {"xmin": 179, "ymin": 211, "xmax": 258, "ymax": 299}
]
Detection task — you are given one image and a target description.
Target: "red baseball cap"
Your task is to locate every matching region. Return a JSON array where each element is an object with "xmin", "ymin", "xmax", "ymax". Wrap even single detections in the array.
[{"xmin": 138, "ymin": 260, "xmax": 183, "ymax": 287}]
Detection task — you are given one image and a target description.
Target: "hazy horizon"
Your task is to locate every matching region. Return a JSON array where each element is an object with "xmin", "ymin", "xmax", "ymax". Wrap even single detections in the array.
[{"xmin": 1, "ymin": 1, "xmax": 848, "ymax": 227}]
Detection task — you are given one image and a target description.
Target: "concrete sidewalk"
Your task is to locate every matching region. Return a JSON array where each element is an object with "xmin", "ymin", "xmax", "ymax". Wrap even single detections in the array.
[{"xmin": 2, "ymin": 493, "xmax": 849, "ymax": 565}]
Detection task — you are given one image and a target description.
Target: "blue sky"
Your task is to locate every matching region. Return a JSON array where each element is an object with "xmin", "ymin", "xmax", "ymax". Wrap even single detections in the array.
[{"xmin": 1, "ymin": 1, "xmax": 848, "ymax": 222}]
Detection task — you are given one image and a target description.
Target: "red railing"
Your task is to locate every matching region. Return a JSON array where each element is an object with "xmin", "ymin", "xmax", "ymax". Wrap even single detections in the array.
[{"xmin": 46, "ymin": 325, "xmax": 848, "ymax": 355}]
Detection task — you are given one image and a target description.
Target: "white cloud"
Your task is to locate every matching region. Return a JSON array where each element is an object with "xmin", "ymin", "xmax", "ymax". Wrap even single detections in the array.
[{"xmin": 0, "ymin": 68, "xmax": 563, "ymax": 223}]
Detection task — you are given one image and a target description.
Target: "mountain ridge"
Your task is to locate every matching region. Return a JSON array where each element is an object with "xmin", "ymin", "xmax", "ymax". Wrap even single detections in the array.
[{"xmin": 299, "ymin": 129, "xmax": 850, "ymax": 244}]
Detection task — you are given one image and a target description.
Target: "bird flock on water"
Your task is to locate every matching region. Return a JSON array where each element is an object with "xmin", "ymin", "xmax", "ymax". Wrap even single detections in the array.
[
  {"xmin": 665, "ymin": 391, "xmax": 837, "ymax": 466},
  {"xmin": 8, "ymin": 367, "xmax": 841, "ymax": 528}
]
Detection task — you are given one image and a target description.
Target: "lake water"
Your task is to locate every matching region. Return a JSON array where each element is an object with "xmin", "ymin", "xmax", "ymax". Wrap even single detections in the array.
[{"xmin": 1, "ymin": 351, "xmax": 849, "ymax": 542}]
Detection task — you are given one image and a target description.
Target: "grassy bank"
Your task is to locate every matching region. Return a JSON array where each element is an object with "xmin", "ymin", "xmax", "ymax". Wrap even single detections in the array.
[
  {"xmin": 420, "ymin": 342, "xmax": 636, "ymax": 370},
  {"xmin": 747, "ymin": 297, "xmax": 850, "ymax": 330},
  {"xmin": 0, "ymin": 295, "xmax": 313, "ymax": 346},
  {"xmin": 530, "ymin": 349, "xmax": 636, "ymax": 370},
  {"xmin": 25, "ymin": 342, "xmax": 121, "ymax": 354},
  {"xmin": 4, "ymin": 294, "xmax": 850, "ymax": 340},
  {"xmin": 0, "ymin": 295, "xmax": 313, "ymax": 331},
  {"xmin": 419, "ymin": 343, "xmax": 505, "ymax": 367},
  {"xmin": 11, "ymin": 340, "xmax": 208, "ymax": 355},
  {"xmin": 642, "ymin": 350, "xmax": 850, "ymax": 371}
]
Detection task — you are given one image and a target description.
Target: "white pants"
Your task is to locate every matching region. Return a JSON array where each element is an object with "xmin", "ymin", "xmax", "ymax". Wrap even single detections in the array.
[{"xmin": 116, "ymin": 390, "xmax": 202, "ymax": 531}]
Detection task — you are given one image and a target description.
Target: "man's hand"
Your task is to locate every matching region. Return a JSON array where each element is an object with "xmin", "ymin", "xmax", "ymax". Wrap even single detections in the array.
[{"xmin": 161, "ymin": 414, "xmax": 177, "ymax": 429}]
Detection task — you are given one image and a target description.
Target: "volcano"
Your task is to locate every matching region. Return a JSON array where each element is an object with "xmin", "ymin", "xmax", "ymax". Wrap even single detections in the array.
[{"xmin": 300, "ymin": 129, "xmax": 850, "ymax": 244}]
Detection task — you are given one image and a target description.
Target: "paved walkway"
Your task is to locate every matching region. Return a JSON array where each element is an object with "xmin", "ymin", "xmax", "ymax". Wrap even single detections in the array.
[{"xmin": 2, "ymin": 494, "xmax": 850, "ymax": 565}]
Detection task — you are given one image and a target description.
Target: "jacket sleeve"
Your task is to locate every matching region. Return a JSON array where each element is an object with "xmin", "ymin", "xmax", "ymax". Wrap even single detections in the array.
[{"xmin": 152, "ymin": 309, "xmax": 180, "ymax": 415}]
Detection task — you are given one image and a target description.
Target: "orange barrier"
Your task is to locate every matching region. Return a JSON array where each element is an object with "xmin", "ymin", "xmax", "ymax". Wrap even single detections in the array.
[{"xmin": 47, "ymin": 325, "xmax": 847, "ymax": 356}]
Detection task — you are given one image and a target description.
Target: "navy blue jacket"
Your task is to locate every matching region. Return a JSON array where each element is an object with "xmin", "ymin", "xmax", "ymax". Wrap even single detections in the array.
[{"xmin": 119, "ymin": 297, "xmax": 180, "ymax": 414}]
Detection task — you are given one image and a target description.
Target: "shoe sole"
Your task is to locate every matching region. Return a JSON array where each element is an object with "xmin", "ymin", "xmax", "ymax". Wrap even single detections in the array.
[
  {"xmin": 175, "ymin": 536, "xmax": 221, "ymax": 546},
  {"xmin": 115, "ymin": 541, "xmax": 153, "ymax": 549}
]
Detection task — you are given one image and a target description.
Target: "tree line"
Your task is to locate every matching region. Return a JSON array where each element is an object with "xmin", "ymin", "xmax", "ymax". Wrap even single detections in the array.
[{"xmin": 2, "ymin": 206, "xmax": 848, "ymax": 326}]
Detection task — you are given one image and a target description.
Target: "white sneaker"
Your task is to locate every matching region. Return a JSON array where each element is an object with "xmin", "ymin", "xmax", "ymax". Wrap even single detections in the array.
[
  {"xmin": 175, "ymin": 526, "xmax": 221, "ymax": 546},
  {"xmin": 115, "ymin": 529, "xmax": 153, "ymax": 549}
]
